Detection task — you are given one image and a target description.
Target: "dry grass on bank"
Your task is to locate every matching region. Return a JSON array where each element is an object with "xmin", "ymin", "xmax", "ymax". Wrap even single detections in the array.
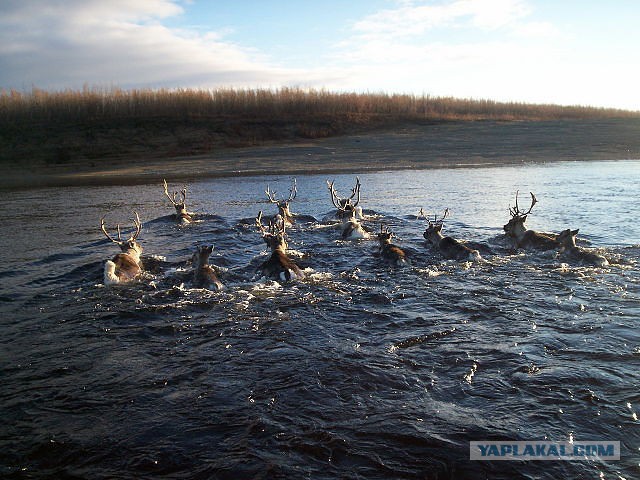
[
  {"xmin": 1, "ymin": 87, "xmax": 638, "ymax": 166},
  {"xmin": 1, "ymin": 86, "xmax": 637, "ymax": 123}
]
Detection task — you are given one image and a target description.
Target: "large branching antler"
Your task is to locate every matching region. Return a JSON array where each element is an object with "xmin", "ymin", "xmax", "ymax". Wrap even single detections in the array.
[
  {"xmin": 129, "ymin": 211, "xmax": 142, "ymax": 241},
  {"xmin": 326, "ymin": 180, "xmax": 343, "ymax": 210},
  {"xmin": 101, "ymin": 211, "xmax": 141, "ymax": 244},
  {"xmin": 266, "ymin": 178, "xmax": 297, "ymax": 205},
  {"xmin": 509, "ymin": 191, "xmax": 537, "ymax": 218},
  {"xmin": 163, "ymin": 179, "xmax": 187, "ymax": 206},
  {"xmin": 101, "ymin": 216, "xmax": 121, "ymax": 244},
  {"xmin": 287, "ymin": 178, "xmax": 297, "ymax": 202},
  {"xmin": 255, "ymin": 211, "xmax": 268, "ymax": 235},
  {"xmin": 265, "ymin": 186, "xmax": 279, "ymax": 204},
  {"xmin": 421, "ymin": 208, "xmax": 449, "ymax": 226},
  {"xmin": 350, "ymin": 177, "xmax": 361, "ymax": 207}
]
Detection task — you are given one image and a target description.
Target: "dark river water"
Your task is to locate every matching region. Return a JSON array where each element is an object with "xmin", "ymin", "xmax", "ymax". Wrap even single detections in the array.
[{"xmin": 1, "ymin": 160, "xmax": 639, "ymax": 479}]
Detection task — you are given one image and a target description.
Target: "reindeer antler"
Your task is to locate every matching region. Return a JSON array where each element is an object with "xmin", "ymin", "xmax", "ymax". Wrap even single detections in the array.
[
  {"xmin": 349, "ymin": 177, "xmax": 361, "ymax": 200},
  {"xmin": 163, "ymin": 179, "xmax": 178, "ymax": 205},
  {"xmin": 327, "ymin": 180, "xmax": 342, "ymax": 210},
  {"xmin": 129, "ymin": 211, "xmax": 142, "ymax": 241},
  {"xmin": 255, "ymin": 211, "xmax": 271, "ymax": 236},
  {"xmin": 510, "ymin": 191, "xmax": 537, "ymax": 217},
  {"xmin": 265, "ymin": 186, "xmax": 279, "ymax": 204},
  {"xmin": 287, "ymin": 178, "xmax": 297, "ymax": 202},
  {"xmin": 350, "ymin": 177, "xmax": 361, "ymax": 207},
  {"xmin": 426, "ymin": 208, "xmax": 449, "ymax": 226},
  {"xmin": 101, "ymin": 216, "xmax": 120, "ymax": 244}
]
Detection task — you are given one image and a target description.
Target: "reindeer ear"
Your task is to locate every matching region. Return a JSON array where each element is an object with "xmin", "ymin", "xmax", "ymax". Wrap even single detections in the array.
[
  {"xmin": 435, "ymin": 224, "xmax": 443, "ymax": 232},
  {"xmin": 571, "ymin": 229, "xmax": 579, "ymax": 236},
  {"xmin": 521, "ymin": 215, "xmax": 527, "ymax": 222}
]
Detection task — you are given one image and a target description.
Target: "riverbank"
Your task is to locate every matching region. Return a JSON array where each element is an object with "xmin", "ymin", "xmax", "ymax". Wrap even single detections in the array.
[{"xmin": 2, "ymin": 118, "xmax": 640, "ymax": 189}]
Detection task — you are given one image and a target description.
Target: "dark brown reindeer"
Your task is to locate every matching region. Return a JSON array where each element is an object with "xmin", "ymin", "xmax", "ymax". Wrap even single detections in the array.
[
  {"xmin": 192, "ymin": 245, "xmax": 224, "ymax": 290},
  {"xmin": 163, "ymin": 179, "xmax": 193, "ymax": 225},
  {"xmin": 503, "ymin": 191, "xmax": 559, "ymax": 250},
  {"xmin": 421, "ymin": 209, "xmax": 481, "ymax": 261},
  {"xmin": 101, "ymin": 212, "xmax": 144, "ymax": 285},
  {"xmin": 556, "ymin": 229, "xmax": 609, "ymax": 267},
  {"xmin": 255, "ymin": 211, "xmax": 304, "ymax": 282},
  {"xmin": 265, "ymin": 178, "xmax": 297, "ymax": 226},
  {"xmin": 326, "ymin": 177, "xmax": 364, "ymax": 221},
  {"xmin": 378, "ymin": 225, "xmax": 408, "ymax": 265}
]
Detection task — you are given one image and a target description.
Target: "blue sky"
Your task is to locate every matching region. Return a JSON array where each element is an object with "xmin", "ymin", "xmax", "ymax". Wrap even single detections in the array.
[{"xmin": 1, "ymin": 0, "xmax": 639, "ymax": 110}]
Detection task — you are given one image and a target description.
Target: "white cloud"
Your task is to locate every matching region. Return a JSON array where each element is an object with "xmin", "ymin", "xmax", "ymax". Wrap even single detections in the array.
[
  {"xmin": 353, "ymin": 0, "xmax": 532, "ymax": 39},
  {"xmin": 323, "ymin": 0, "xmax": 608, "ymax": 107},
  {"xmin": 0, "ymin": 0, "xmax": 304, "ymax": 90}
]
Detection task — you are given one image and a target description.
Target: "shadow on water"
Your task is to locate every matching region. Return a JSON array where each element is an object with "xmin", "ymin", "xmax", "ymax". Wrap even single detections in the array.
[{"xmin": 0, "ymin": 161, "xmax": 639, "ymax": 479}]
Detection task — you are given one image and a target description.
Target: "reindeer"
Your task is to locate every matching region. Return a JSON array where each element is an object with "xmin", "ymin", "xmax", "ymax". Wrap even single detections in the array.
[
  {"xmin": 378, "ymin": 225, "xmax": 408, "ymax": 265},
  {"xmin": 503, "ymin": 191, "xmax": 559, "ymax": 250},
  {"xmin": 556, "ymin": 229, "xmax": 609, "ymax": 267},
  {"xmin": 327, "ymin": 178, "xmax": 369, "ymax": 239},
  {"xmin": 163, "ymin": 179, "xmax": 192, "ymax": 225},
  {"xmin": 326, "ymin": 177, "xmax": 364, "ymax": 221},
  {"xmin": 101, "ymin": 212, "xmax": 144, "ymax": 285},
  {"xmin": 265, "ymin": 178, "xmax": 297, "ymax": 226},
  {"xmin": 255, "ymin": 211, "xmax": 304, "ymax": 282},
  {"xmin": 422, "ymin": 209, "xmax": 481, "ymax": 261},
  {"xmin": 192, "ymin": 245, "xmax": 224, "ymax": 290}
]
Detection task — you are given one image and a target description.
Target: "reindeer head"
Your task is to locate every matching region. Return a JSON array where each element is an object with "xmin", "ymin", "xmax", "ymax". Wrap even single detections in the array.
[
  {"xmin": 421, "ymin": 208, "xmax": 448, "ymax": 245},
  {"xmin": 503, "ymin": 191, "xmax": 537, "ymax": 237},
  {"xmin": 163, "ymin": 179, "xmax": 188, "ymax": 214},
  {"xmin": 265, "ymin": 178, "xmax": 297, "ymax": 219},
  {"xmin": 557, "ymin": 228, "xmax": 579, "ymax": 248},
  {"xmin": 378, "ymin": 225, "xmax": 395, "ymax": 245},
  {"xmin": 327, "ymin": 177, "xmax": 361, "ymax": 220},
  {"xmin": 101, "ymin": 212, "xmax": 143, "ymax": 255},
  {"xmin": 192, "ymin": 245, "xmax": 214, "ymax": 268},
  {"xmin": 256, "ymin": 211, "xmax": 288, "ymax": 251}
]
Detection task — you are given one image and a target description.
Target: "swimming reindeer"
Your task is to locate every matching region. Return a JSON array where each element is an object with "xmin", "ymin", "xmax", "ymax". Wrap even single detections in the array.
[
  {"xmin": 265, "ymin": 178, "xmax": 297, "ymax": 226},
  {"xmin": 326, "ymin": 177, "xmax": 364, "ymax": 221},
  {"xmin": 557, "ymin": 229, "xmax": 609, "ymax": 267},
  {"xmin": 101, "ymin": 212, "xmax": 144, "ymax": 285},
  {"xmin": 163, "ymin": 179, "xmax": 192, "ymax": 225},
  {"xmin": 255, "ymin": 211, "xmax": 304, "ymax": 282},
  {"xmin": 327, "ymin": 178, "xmax": 369, "ymax": 239},
  {"xmin": 503, "ymin": 191, "xmax": 559, "ymax": 250},
  {"xmin": 192, "ymin": 245, "xmax": 224, "ymax": 290},
  {"xmin": 421, "ymin": 209, "xmax": 481, "ymax": 261},
  {"xmin": 378, "ymin": 225, "xmax": 408, "ymax": 266}
]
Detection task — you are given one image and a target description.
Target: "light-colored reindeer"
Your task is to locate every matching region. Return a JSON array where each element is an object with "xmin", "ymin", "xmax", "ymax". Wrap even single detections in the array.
[
  {"xmin": 192, "ymin": 245, "xmax": 224, "ymax": 290},
  {"xmin": 378, "ymin": 225, "xmax": 408, "ymax": 266},
  {"xmin": 327, "ymin": 178, "xmax": 369, "ymax": 239},
  {"xmin": 556, "ymin": 229, "xmax": 609, "ymax": 267},
  {"xmin": 421, "ymin": 209, "xmax": 481, "ymax": 261},
  {"xmin": 255, "ymin": 211, "xmax": 304, "ymax": 282},
  {"xmin": 101, "ymin": 212, "xmax": 144, "ymax": 285},
  {"xmin": 163, "ymin": 179, "xmax": 193, "ymax": 225},
  {"xmin": 503, "ymin": 191, "xmax": 559, "ymax": 250},
  {"xmin": 265, "ymin": 178, "xmax": 297, "ymax": 226},
  {"xmin": 326, "ymin": 177, "xmax": 364, "ymax": 221}
]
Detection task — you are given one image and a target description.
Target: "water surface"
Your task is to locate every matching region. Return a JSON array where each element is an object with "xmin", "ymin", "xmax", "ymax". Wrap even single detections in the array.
[{"xmin": 1, "ymin": 160, "xmax": 639, "ymax": 479}]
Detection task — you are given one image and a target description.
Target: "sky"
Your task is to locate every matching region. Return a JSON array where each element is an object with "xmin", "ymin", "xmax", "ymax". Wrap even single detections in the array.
[{"xmin": 1, "ymin": 0, "xmax": 639, "ymax": 110}]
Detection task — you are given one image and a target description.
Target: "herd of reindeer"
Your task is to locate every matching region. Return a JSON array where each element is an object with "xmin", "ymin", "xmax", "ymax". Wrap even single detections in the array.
[{"xmin": 100, "ymin": 177, "xmax": 610, "ymax": 289}]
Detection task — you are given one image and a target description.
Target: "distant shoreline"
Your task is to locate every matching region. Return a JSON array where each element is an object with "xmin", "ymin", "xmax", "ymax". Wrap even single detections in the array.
[{"xmin": 2, "ymin": 119, "xmax": 640, "ymax": 190}]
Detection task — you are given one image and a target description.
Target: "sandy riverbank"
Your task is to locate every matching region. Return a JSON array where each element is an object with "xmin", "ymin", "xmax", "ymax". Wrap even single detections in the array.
[{"xmin": 2, "ymin": 119, "xmax": 639, "ymax": 189}]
